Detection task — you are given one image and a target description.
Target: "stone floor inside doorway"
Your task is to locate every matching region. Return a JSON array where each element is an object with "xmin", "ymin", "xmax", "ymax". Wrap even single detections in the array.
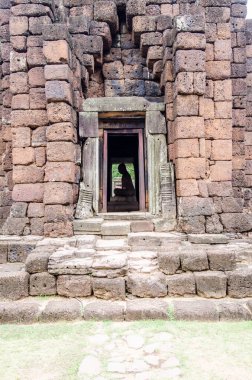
[{"xmin": 0, "ymin": 320, "xmax": 252, "ymax": 380}]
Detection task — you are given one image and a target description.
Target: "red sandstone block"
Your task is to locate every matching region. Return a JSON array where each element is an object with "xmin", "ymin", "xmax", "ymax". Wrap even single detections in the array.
[
  {"xmin": 205, "ymin": 119, "xmax": 232, "ymax": 140},
  {"xmin": 215, "ymin": 101, "xmax": 232, "ymax": 119},
  {"xmin": 11, "ymin": 110, "xmax": 48, "ymax": 128},
  {"xmin": 45, "ymin": 80, "xmax": 73, "ymax": 105},
  {"xmin": 175, "ymin": 117, "xmax": 204, "ymax": 139},
  {"xmin": 174, "ymin": 32, "xmax": 206, "ymax": 51},
  {"xmin": 45, "ymin": 162, "xmax": 77, "ymax": 183},
  {"xmin": 140, "ymin": 32, "xmax": 163, "ymax": 57},
  {"xmin": 214, "ymin": 80, "xmax": 232, "ymax": 101},
  {"xmin": 214, "ymin": 40, "xmax": 231, "ymax": 60},
  {"xmin": 102, "ymin": 61, "xmax": 124, "ymax": 80},
  {"xmin": 44, "ymin": 64, "xmax": 72, "ymax": 81},
  {"xmin": 43, "ymin": 40, "xmax": 70, "ymax": 64},
  {"xmin": 27, "ymin": 46, "xmax": 46, "ymax": 67},
  {"xmin": 12, "ymin": 147, "xmax": 35, "ymax": 165},
  {"xmin": 10, "ymin": 72, "xmax": 29, "ymax": 94},
  {"xmin": 44, "ymin": 221, "xmax": 73, "ymax": 237},
  {"xmin": 176, "ymin": 179, "xmax": 199, "ymax": 197},
  {"xmin": 10, "ymin": 36, "xmax": 27, "ymax": 52},
  {"xmin": 174, "ymin": 139, "xmax": 199, "ymax": 158},
  {"xmin": 233, "ymin": 109, "xmax": 246, "ymax": 127},
  {"xmin": 175, "ymin": 72, "xmax": 193, "ymax": 94},
  {"xmin": 210, "ymin": 161, "xmax": 232, "ymax": 181},
  {"xmin": 11, "ymin": 4, "xmax": 52, "ymax": 17},
  {"xmin": 47, "ymin": 142, "xmax": 76, "ymax": 162},
  {"xmin": 12, "ymin": 127, "xmax": 31, "ymax": 148},
  {"xmin": 32, "ymin": 126, "xmax": 46, "ymax": 147},
  {"xmin": 13, "ymin": 165, "xmax": 44, "ymax": 184},
  {"xmin": 11, "ymin": 94, "xmax": 29, "ymax": 110},
  {"xmin": 35, "ymin": 147, "xmax": 46, "ymax": 167},
  {"xmin": 176, "ymin": 157, "xmax": 206, "ymax": 179},
  {"xmin": 27, "ymin": 35, "xmax": 43, "ymax": 47},
  {"xmin": 28, "ymin": 67, "xmax": 45, "ymax": 87},
  {"xmin": 27, "ymin": 203, "xmax": 44, "ymax": 218},
  {"xmin": 47, "ymin": 102, "xmax": 73, "ymax": 123},
  {"xmin": 29, "ymin": 15, "xmax": 52, "ymax": 35},
  {"xmin": 94, "ymin": 0, "xmax": 118, "ymax": 34},
  {"xmin": 12, "ymin": 183, "xmax": 44, "ymax": 202},
  {"xmin": 199, "ymin": 98, "xmax": 214, "ymax": 119},
  {"xmin": 0, "ymin": 8, "xmax": 10, "ymax": 26},
  {"xmin": 10, "ymin": 51, "xmax": 27, "ymax": 72},
  {"xmin": 175, "ymin": 95, "xmax": 199, "ymax": 117},
  {"xmin": 44, "ymin": 182, "xmax": 73, "ymax": 205},
  {"xmin": 175, "ymin": 50, "xmax": 205, "ymax": 73},
  {"xmin": 206, "ymin": 61, "xmax": 230, "ymax": 80},
  {"xmin": 30, "ymin": 87, "xmax": 46, "ymax": 109},
  {"xmin": 46, "ymin": 123, "xmax": 77, "ymax": 142},
  {"xmin": 132, "ymin": 16, "xmax": 156, "ymax": 44},
  {"xmin": 10, "ymin": 16, "xmax": 28, "ymax": 36},
  {"xmin": 44, "ymin": 204, "xmax": 73, "ymax": 223},
  {"xmin": 211, "ymin": 140, "xmax": 232, "ymax": 161}
]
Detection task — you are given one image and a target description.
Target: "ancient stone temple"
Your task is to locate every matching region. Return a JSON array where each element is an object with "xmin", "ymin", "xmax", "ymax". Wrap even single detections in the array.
[
  {"xmin": 0, "ymin": 0, "xmax": 252, "ymax": 237},
  {"xmin": 0, "ymin": 0, "xmax": 252, "ymax": 312}
]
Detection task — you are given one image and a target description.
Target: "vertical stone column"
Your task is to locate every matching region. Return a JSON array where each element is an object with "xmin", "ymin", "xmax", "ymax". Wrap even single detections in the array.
[
  {"xmin": 0, "ymin": 0, "xmax": 12, "ymax": 232},
  {"xmin": 43, "ymin": 25, "xmax": 81, "ymax": 237},
  {"xmin": 173, "ymin": 13, "xmax": 212, "ymax": 233}
]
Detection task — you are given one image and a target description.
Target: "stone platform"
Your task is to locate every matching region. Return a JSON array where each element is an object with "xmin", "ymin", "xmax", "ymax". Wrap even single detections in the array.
[{"xmin": 0, "ymin": 232, "xmax": 252, "ymax": 321}]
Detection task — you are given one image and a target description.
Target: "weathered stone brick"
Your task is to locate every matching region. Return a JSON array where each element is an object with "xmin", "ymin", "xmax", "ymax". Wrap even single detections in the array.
[
  {"xmin": 220, "ymin": 213, "xmax": 252, "ymax": 232},
  {"xmin": 90, "ymin": 21, "xmax": 112, "ymax": 51},
  {"xmin": 214, "ymin": 80, "xmax": 232, "ymax": 101},
  {"xmin": 27, "ymin": 47, "xmax": 46, "ymax": 67},
  {"xmin": 27, "ymin": 203, "xmax": 44, "ymax": 218},
  {"xmin": 11, "ymin": 110, "xmax": 48, "ymax": 128},
  {"xmin": 214, "ymin": 39, "xmax": 231, "ymax": 60},
  {"xmin": 181, "ymin": 250, "xmax": 209, "ymax": 271},
  {"xmin": 11, "ymin": 94, "xmax": 29, "ymax": 110},
  {"xmin": 102, "ymin": 61, "xmax": 124, "ymax": 80},
  {"xmin": 45, "ymin": 162, "xmax": 77, "ymax": 183},
  {"xmin": 12, "ymin": 183, "xmax": 44, "ymax": 202},
  {"xmin": 47, "ymin": 142, "xmax": 76, "ymax": 162},
  {"xmin": 176, "ymin": 179, "xmax": 199, "ymax": 197},
  {"xmin": 205, "ymin": 119, "xmax": 232, "ymax": 140},
  {"xmin": 205, "ymin": 7, "xmax": 230, "ymax": 23},
  {"xmin": 57, "ymin": 275, "xmax": 91, "ymax": 297},
  {"xmin": 195, "ymin": 271, "xmax": 227, "ymax": 298},
  {"xmin": 10, "ymin": 72, "xmax": 28, "ymax": 94},
  {"xmin": 11, "ymin": 4, "xmax": 52, "ymax": 17},
  {"xmin": 28, "ymin": 67, "xmax": 45, "ymax": 87},
  {"xmin": 44, "ymin": 64, "xmax": 72, "ymax": 81},
  {"xmin": 46, "ymin": 123, "xmax": 77, "ymax": 142},
  {"xmin": 30, "ymin": 272, "xmax": 56, "ymax": 296},
  {"xmin": 167, "ymin": 273, "xmax": 196, "ymax": 296},
  {"xmin": 44, "ymin": 182, "xmax": 73, "ymax": 205},
  {"xmin": 44, "ymin": 205, "xmax": 73, "ymax": 223},
  {"xmin": 44, "ymin": 221, "xmax": 73, "ymax": 237},
  {"xmin": 175, "ymin": 95, "xmax": 199, "ymax": 117},
  {"xmin": 92, "ymin": 277, "xmax": 125, "ymax": 300},
  {"xmin": 206, "ymin": 61, "xmax": 230, "ymax": 80},
  {"xmin": 175, "ymin": 50, "xmax": 205, "ymax": 73},
  {"xmin": 30, "ymin": 87, "xmax": 46, "ymax": 109},
  {"xmin": 127, "ymin": 273, "xmax": 167, "ymax": 298},
  {"xmin": 12, "ymin": 127, "xmax": 31, "ymax": 148},
  {"xmin": 158, "ymin": 251, "xmax": 180, "ymax": 275},
  {"xmin": 9, "ymin": 16, "xmax": 28, "ymax": 36},
  {"xmin": 45, "ymin": 80, "xmax": 73, "ymax": 105},
  {"xmin": 12, "ymin": 147, "xmax": 35, "ymax": 165},
  {"xmin": 175, "ymin": 117, "xmax": 205, "ymax": 139},
  {"xmin": 211, "ymin": 140, "xmax": 232, "ymax": 160},
  {"xmin": 29, "ymin": 15, "xmax": 52, "ymax": 35},
  {"xmin": 174, "ymin": 139, "xmax": 199, "ymax": 158},
  {"xmin": 178, "ymin": 197, "xmax": 214, "ymax": 217},
  {"xmin": 10, "ymin": 51, "xmax": 27, "ymax": 73},
  {"xmin": 210, "ymin": 161, "xmax": 232, "ymax": 181},
  {"xmin": 175, "ymin": 33, "xmax": 206, "ymax": 51},
  {"xmin": 13, "ymin": 165, "xmax": 44, "ymax": 184},
  {"xmin": 94, "ymin": 1, "xmax": 118, "ymax": 34},
  {"xmin": 228, "ymin": 269, "xmax": 252, "ymax": 298},
  {"xmin": 43, "ymin": 40, "xmax": 70, "ymax": 64},
  {"xmin": 132, "ymin": 16, "xmax": 156, "ymax": 44},
  {"xmin": 47, "ymin": 102, "xmax": 73, "ymax": 123},
  {"xmin": 10, "ymin": 35, "xmax": 27, "ymax": 52},
  {"xmin": 176, "ymin": 157, "xmax": 206, "ymax": 179},
  {"xmin": 140, "ymin": 32, "xmax": 163, "ymax": 57}
]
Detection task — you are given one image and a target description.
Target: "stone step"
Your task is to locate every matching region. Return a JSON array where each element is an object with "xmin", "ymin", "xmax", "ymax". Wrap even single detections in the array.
[
  {"xmin": 0, "ymin": 264, "xmax": 29, "ymax": 300},
  {"xmin": 74, "ymin": 218, "xmax": 104, "ymax": 234},
  {"xmin": 98, "ymin": 212, "xmax": 152, "ymax": 220},
  {"xmin": 96, "ymin": 238, "xmax": 129, "ymax": 251},
  {"xmin": 128, "ymin": 232, "xmax": 187, "ymax": 247},
  {"xmin": 101, "ymin": 221, "xmax": 131, "ymax": 236}
]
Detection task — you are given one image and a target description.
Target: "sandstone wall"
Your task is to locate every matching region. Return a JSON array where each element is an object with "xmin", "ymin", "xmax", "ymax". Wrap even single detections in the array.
[{"xmin": 0, "ymin": 0, "xmax": 251, "ymax": 236}]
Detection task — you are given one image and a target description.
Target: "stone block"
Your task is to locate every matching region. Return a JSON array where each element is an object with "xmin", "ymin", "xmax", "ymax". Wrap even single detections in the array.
[
  {"xmin": 45, "ymin": 162, "xmax": 76, "ymax": 183},
  {"xmin": 178, "ymin": 197, "xmax": 214, "ymax": 217},
  {"xmin": 27, "ymin": 46, "xmax": 46, "ymax": 67},
  {"xmin": 125, "ymin": 299, "xmax": 168, "ymax": 321},
  {"xmin": 75, "ymin": 35, "xmax": 103, "ymax": 57},
  {"xmin": 214, "ymin": 40, "xmax": 231, "ymax": 60},
  {"xmin": 10, "ymin": 72, "xmax": 29, "ymax": 94},
  {"xmin": 130, "ymin": 221, "xmax": 154, "ymax": 233},
  {"xmin": 32, "ymin": 126, "xmax": 46, "ymax": 147},
  {"xmin": 46, "ymin": 123, "xmax": 77, "ymax": 142},
  {"xmin": 175, "ymin": 50, "xmax": 205, "ymax": 73},
  {"xmin": 181, "ymin": 250, "xmax": 208, "ymax": 271},
  {"xmin": 175, "ymin": 158, "xmax": 206, "ymax": 179},
  {"xmin": 10, "ymin": 51, "xmax": 27, "ymax": 73},
  {"xmin": 12, "ymin": 183, "xmax": 44, "ymax": 202},
  {"xmin": 90, "ymin": 21, "xmax": 112, "ymax": 51},
  {"xmin": 47, "ymin": 141, "xmax": 76, "ymax": 162},
  {"xmin": 176, "ymin": 179, "xmax": 199, "ymax": 197},
  {"xmin": 220, "ymin": 213, "xmax": 252, "ymax": 232},
  {"xmin": 8, "ymin": 242, "xmax": 35, "ymax": 263},
  {"xmin": 140, "ymin": 32, "xmax": 163, "ymax": 57},
  {"xmin": 132, "ymin": 16, "xmax": 156, "ymax": 44},
  {"xmin": 174, "ymin": 33, "xmax": 206, "ymax": 51},
  {"xmin": 94, "ymin": 1, "xmax": 118, "ymax": 34},
  {"xmin": 158, "ymin": 251, "xmax": 180, "ymax": 275},
  {"xmin": 0, "ymin": 302, "xmax": 40, "ymax": 324},
  {"xmin": 175, "ymin": 139, "xmax": 199, "ymax": 158},
  {"xmin": 205, "ymin": 119, "xmax": 232, "ymax": 140},
  {"xmin": 29, "ymin": 272, "xmax": 56, "ymax": 296},
  {"xmin": 44, "ymin": 205, "xmax": 73, "ymax": 223},
  {"xmin": 30, "ymin": 218, "xmax": 44, "ymax": 235},
  {"xmin": 208, "ymin": 250, "xmax": 235, "ymax": 271},
  {"xmin": 195, "ymin": 271, "xmax": 227, "ymax": 298},
  {"xmin": 45, "ymin": 80, "xmax": 73, "ymax": 105},
  {"xmin": 210, "ymin": 161, "xmax": 232, "ymax": 181},
  {"xmin": 214, "ymin": 80, "xmax": 232, "ymax": 101},
  {"xmin": 101, "ymin": 221, "xmax": 130, "ymax": 236},
  {"xmin": 174, "ymin": 14, "xmax": 205, "ymax": 33},
  {"xmin": 102, "ymin": 61, "xmax": 124, "ymax": 79},
  {"xmin": 167, "ymin": 273, "xmax": 196, "ymax": 296},
  {"xmin": 30, "ymin": 87, "xmax": 46, "ymax": 110},
  {"xmin": 12, "ymin": 147, "xmax": 34, "ymax": 165},
  {"xmin": 175, "ymin": 117, "xmax": 204, "ymax": 139},
  {"xmin": 127, "ymin": 273, "xmax": 167, "ymax": 297},
  {"xmin": 44, "ymin": 182, "xmax": 73, "ymax": 205},
  {"xmin": 0, "ymin": 243, "xmax": 8, "ymax": 264},
  {"xmin": 12, "ymin": 126, "xmax": 31, "ymax": 148},
  {"xmin": 11, "ymin": 110, "xmax": 48, "ymax": 128},
  {"xmin": 40, "ymin": 300, "xmax": 82, "ymax": 322},
  {"xmin": 9, "ymin": 16, "xmax": 28, "ymax": 36},
  {"xmin": 28, "ymin": 67, "xmax": 45, "ymax": 87},
  {"xmin": 175, "ymin": 95, "xmax": 199, "ymax": 117},
  {"xmin": 57, "ymin": 275, "xmax": 91, "ymax": 297},
  {"xmin": 175, "ymin": 72, "xmax": 193, "ymax": 94},
  {"xmin": 44, "ymin": 64, "xmax": 72, "ymax": 82},
  {"xmin": 92, "ymin": 277, "xmax": 125, "ymax": 300},
  {"xmin": 228, "ymin": 269, "xmax": 252, "ymax": 298},
  {"xmin": 12, "ymin": 94, "xmax": 29, "ymax": 110},
  {"xmin": 25, "ymin": 249, "xmax": 51, "ymax": 274},
  {"xmin": 83, "ymin": 301, "xmax": 124, "ymax": 321},
  {"xmin": 219, "ymin": 302, "xmax": 251, "ymax": 321},
  {"xmin": 68, "ymin": 15, "xmax": 89, "ymax": 34},
  {"xmin": 0, "ymin": 271, "xmax": 29, "ymax": 300},
  {"xmin": 206, "ymin": 61, "xmax": 230, "ymax": 80},
  {"xmin": 205, "ymin": 6, "xmax": 230, "ymax": 23},
  {"xmin": 47, "ymin": 102, "xmax": 73, "ymax": 123},
  {"xmin": 13, "ymin": 166, "xmax": 44, "ymax": 184},
  {"xmin": 211, "ymin": 140, "xmax": 232, "ymax": 161},
  {"xmin": 173, "ymin": 300, "xmax": 219, "ymax": 321},
  {"xmin": 43, "ymin": 40, "xmax": 70, "ymax": 64}
]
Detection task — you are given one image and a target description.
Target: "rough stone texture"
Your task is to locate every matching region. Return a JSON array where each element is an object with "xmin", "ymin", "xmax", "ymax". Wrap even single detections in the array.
[
  {"xmin": 181, "ymin": 251, "xmax": 209, "ymax": 272},
  {"xmin": 57, "ymin": 275, "xmax": 92, "ymax": 297},
  {"xmin": 29, "ymin": 272, "xmax": 56, "ymax": 296},
  {"xmin": 0, "ymin": 302, "xmax": 40, "ymax": 324},
  {"xmin": 40, "ymin": 299, "xmax": 82, "ymax": 322},
  {"xmin": 127, "ymin": 273, "xmax": 167, "ymax": 297},
  {"xmin": 167, "ymin": 273, "xmax": 196, "ymax": 296},
  {"xmin": 83, "ymin": 301, "xmax": 124, "ymax": 321},
  {"xmin": 158, "ymin": 251, "xmax": 180, "ymax": 275},
  {"xmin": 228, "ymin": 269, "xmax": 252, "ymax": 298},
  {"xmin": 92, "ymin": 277, "xmax": 125, "ymax": 300},
  {"xmin": 25, "ymin": 248, "xmax": 53, "ymax": 273},
  {"xmin": 173, "ymin": 300, "xmax": 219, "ymax": 321},
  {"xmin": 0, "ymin": 272, "xmax": 29, "ymax": 300},
  {"xmin": 218, "ymin": 302, "xmax": 251, "ymax": 321},
  {"xmin": 125, "ymin": 299, "xmax": 169, "ymax": 320},
  {"xmin": 195, "ymin": 271, "xmax": 227, "ymax": 299}
]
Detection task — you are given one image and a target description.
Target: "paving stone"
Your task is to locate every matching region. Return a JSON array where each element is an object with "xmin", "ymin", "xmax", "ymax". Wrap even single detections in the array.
[
  {"xmin": 83, "ymin": 301, "xmax": 125, "ymax": 321},
  {"xmin": 0, "ymin": 301, "xmax": 40, "ymax": 324},
  {"xmin": 126, "ymin": 299, "xmax": 169, "ymax": 320},
  {"xmin": 40, "ymin": 299, "xmax": 82, "ymax": 322},
  {"xmin": 0, "ymin": 271, "xmax": 29, "ymax": 300},
  {"xmin": 173, "ymin": 300, "xmax": 219, "ymax": 321}
]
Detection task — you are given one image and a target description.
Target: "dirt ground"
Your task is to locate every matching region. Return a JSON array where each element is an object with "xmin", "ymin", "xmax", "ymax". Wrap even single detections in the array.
[{"xmin": 0, "ymin": 321, "xmax": 251, "ymax": 380}]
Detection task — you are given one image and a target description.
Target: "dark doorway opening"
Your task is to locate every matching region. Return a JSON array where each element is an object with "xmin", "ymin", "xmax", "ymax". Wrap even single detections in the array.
[{"xmin": 101, "ymin": 128, "xmax": 145, "ymax": 212}]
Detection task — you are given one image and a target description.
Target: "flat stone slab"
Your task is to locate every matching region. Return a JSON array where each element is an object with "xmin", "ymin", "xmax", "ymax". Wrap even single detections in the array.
[
  {"xmin": 96, "ymin": 238, "xmax": 128, "ymax": 251},
  {"xmin": 74, "ymin": 218, "xmax": 103, "ymax": 233},
  {"xmin": 126, "ymin": 299, "xmax": 169, "ymax": 320},
  {"xmin": 188, "ymin": 234, "xmax": 229, "ymax": 244},
  {"xmin": 101, "ymin": 221, "xmax": 131, "ymax": 236},
  {"xmin": 83, "ymin": 301, "xmax": 125, "ymax": 321},
  {"xmin": 40, "ymin": 299, "xmax": 82, "ymax": 322}
]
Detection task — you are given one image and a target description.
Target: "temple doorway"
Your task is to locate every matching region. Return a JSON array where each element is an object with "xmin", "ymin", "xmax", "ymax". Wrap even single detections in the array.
[{"xmin": 100, "ymin": 120, "xmax": 146, "ymax": 213}]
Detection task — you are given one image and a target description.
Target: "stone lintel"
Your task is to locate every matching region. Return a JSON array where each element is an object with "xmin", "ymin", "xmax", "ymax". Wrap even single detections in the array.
[
  {"xmin": 146, "ymin": 110, "xmax": 166, "ymax": 134},
  {"xmin": 82, "ymin": 97, "xmax": 165, "ymax": 112}
]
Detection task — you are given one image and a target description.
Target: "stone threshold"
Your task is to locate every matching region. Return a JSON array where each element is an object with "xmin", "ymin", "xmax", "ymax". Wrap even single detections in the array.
[{"xmin": 0, "ymin": 297, "xmax": 251, "ymax": 324}]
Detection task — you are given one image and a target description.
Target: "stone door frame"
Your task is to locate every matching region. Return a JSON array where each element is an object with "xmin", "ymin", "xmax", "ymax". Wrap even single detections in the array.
[{"xmin": 77, "ymin": 97, "xmax": 176, "ymax": 219}]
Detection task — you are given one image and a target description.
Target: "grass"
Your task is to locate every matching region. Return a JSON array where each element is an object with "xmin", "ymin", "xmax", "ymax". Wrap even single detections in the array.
[{"xmin": 0, "ymin": 321, "xmax": 251, "ymax": 380}]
